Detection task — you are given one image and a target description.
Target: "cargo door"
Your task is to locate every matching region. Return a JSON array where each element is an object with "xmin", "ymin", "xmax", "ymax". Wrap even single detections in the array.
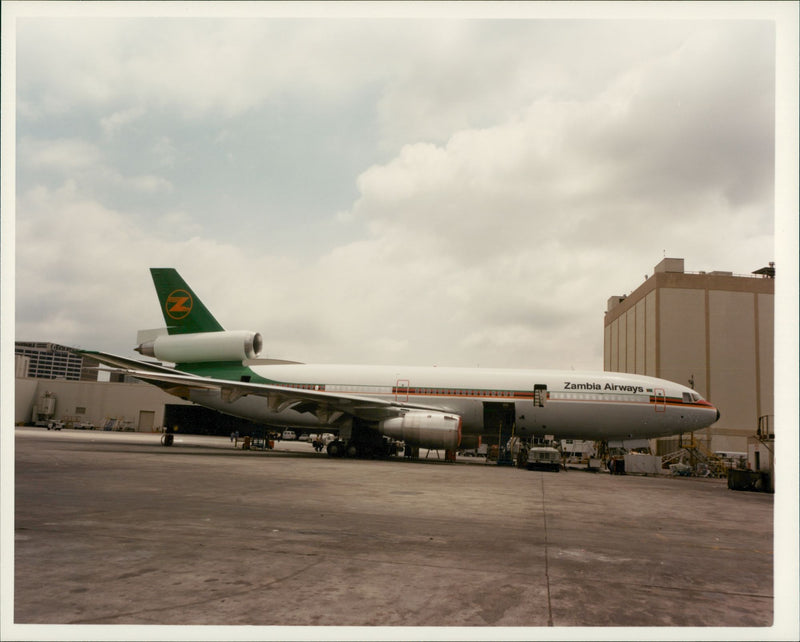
[{"xmin": 483, "ymin": 402, "xmax": 516, "ymax": 465}]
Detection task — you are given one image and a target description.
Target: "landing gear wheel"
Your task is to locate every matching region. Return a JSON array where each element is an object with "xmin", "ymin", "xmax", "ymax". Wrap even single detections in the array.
[
  {"xmin": 345, "ymin": 443, "xmax": 359, "ymax": 458},
  {"xmin": 327, "ymin": 440, "xmax": 344, "ymax": 457}
]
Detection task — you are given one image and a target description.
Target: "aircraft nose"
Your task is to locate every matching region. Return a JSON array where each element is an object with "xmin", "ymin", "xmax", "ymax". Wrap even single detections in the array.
[{"xmin": 715, "ymin": 408, "xmax": 721, "ymax": 423}]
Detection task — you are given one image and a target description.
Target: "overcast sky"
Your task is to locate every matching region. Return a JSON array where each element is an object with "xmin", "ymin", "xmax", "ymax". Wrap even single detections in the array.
[{"xmin": 5, "ymin": 2, "xmax": 797, "ymax": 371}]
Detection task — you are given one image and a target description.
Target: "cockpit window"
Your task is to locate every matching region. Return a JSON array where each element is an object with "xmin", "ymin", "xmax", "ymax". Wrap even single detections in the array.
[{"xmin": 683, "ymin": 392, "xmax": 701, "ymax": 403}]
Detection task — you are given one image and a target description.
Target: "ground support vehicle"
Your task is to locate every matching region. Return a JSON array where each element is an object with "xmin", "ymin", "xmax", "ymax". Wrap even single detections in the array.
[{"xmin": 525, "ymin": 446, "xmax": 561, "ymax": 472}]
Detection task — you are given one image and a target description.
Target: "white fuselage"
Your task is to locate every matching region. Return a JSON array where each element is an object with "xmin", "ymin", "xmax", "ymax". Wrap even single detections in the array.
[{"xmin": 187, "ymin": 363, "xmax": 718, "ymax": 442}]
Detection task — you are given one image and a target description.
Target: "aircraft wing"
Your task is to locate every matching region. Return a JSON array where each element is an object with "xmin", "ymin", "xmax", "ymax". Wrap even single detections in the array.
[{"xmin": 76, "ymin": 350, "xmax": 452, "ymax": 425}]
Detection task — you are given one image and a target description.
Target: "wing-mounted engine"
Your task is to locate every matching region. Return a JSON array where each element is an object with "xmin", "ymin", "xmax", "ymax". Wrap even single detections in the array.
[
  {"xmin": 378, "ymin": 411, "xmax": 462, "ymax": 451},
  {"xmin": 135, "ymin": 331, "xmax": 263, "ymax": 363}
]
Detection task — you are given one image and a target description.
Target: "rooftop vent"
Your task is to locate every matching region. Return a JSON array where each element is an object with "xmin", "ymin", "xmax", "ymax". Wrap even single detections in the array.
[
  {"xmin": 607, "ymin": 295, "xmax": 627, "ymax": 311},
  {"xmin": 752, "ymin": 262, "xmax": 776, "ymax": 278},
  {"xmin": 654, "ymin": 257, "xmax": 684, "ymax": 274}
]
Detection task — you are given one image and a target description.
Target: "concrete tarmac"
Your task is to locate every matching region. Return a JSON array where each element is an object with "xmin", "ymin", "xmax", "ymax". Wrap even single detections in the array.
[{"xmin": 13, "ymin": 427, "xmax": 774, "ymax": 634}]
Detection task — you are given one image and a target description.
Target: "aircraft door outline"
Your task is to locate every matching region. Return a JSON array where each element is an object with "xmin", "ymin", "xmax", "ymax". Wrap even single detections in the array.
[
  {"xmin": 396, "ymin": 379, "xmax": 409, "ymax": 403},
  {"xmin": 533, "ymin": 384, "xmax": 547, "ymax": 408},
  {"xmin": 654, "ymin": 388, "xmax": 666, "ymax": 412}
]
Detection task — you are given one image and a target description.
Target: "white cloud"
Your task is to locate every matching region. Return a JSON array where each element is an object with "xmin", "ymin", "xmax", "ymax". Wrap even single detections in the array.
[
  {"xmin": 100, "ymin": 106, "xmax": 145, "ymax": 138},
  {"xmin": 344, "ymin": 21, "xmax": 774, "ymax": 277},
  {"xmin": 11, "ymin": 16, "xmax": 781, "ymax": 373},
  {"xmin": 121, "ymin": 174, "xmax": 173, "ymax": 194},
  {"xmin": 18, "ymin": 137, "xmax": 102, "ymax": 172},
  {"xmin": 18, "ymin": 135, "xmax": 173, "ymax": 199},
  {"xmin": 15, "ymin": 182, "xmax": 257, "ymax": 350}
]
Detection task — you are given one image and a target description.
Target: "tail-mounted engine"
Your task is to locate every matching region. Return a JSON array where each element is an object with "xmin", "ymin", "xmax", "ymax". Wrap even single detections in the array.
[
  {"xmin": 378, "ymin": 411, "xmax": 462, "ymax": 451},
  {"xmin": 135, "ymin": 331, "xmax": 263, "ymax": 363}
]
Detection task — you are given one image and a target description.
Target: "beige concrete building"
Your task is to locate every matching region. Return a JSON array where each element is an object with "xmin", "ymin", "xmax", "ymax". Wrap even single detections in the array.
[
  {"xmin": 15, "ymin": 375, "xmax": 190, "ymax": 431},
  {"xmin": 604, "ymin": 257, "xmax": 774, "ymax": 454}
]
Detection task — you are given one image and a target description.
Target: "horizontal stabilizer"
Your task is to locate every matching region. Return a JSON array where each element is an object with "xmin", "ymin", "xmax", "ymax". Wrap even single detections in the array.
[
  {"xmin": 136, "ymin": 328, "xmax": 169, "ymax": 345},
  {"xmin": 74, "ymin": 349, "xmax": 188, "ymax": 377}
]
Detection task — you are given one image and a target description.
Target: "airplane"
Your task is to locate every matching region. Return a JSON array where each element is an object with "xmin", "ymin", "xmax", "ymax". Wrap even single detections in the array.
[{"xmin": 77, "ymin": 268, "xmax": 720, "ymax": 458}]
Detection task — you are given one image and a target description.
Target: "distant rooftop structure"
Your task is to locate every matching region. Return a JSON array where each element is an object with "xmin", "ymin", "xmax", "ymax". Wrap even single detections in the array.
[
  {"xmin": 607, "ymin": 258, "xmax": 776, "ymax": 312},
  {"xmin": 752, "ymin": 262, "xmax": 776, "ymax": 278},
  {"xmin": 14, "ymin": 342, "xmax": 99, "ymax": 381},
  {"xmin": 654, "ymin": 257, "xmax": 685, "ymax": 274}
]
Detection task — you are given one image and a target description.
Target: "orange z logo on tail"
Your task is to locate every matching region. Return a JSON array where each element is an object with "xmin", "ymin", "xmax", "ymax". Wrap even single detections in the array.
[{"xmin": 166, "ymin": 289, "xmax": 193, "ymax": 320}]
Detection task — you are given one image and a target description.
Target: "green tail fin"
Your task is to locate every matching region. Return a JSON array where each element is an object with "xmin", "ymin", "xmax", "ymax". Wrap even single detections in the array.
[{"xmin": 150, "ymin": 268, "xmax": 225, "ymax": 335}]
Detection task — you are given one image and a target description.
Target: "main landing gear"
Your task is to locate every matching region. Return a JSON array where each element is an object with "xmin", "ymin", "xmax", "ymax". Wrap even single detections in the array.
[
  {"xmin": 325, "ymin": 420, "xmax": 400, "ymax": 459},
  {"xmin": 326, "ymin": 438, "xmax": 398, "ymax": 459},
  {"xmin": 325, "ymin": 435, "xmax": 399, "ymax": 459},
  {"xmin": 326, "ymin": 439, "xmax": 345, "ymax": 457}
]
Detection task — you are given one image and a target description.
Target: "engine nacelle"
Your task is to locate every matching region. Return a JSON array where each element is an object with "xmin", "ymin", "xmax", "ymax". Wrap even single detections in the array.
[
  {"xmin": 136, "ymin": 331, "xmax": 263, "ymax": 363},
  {"xmin": 378, "ymin": 411, "xmax": 462, "ymax": 451}
]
